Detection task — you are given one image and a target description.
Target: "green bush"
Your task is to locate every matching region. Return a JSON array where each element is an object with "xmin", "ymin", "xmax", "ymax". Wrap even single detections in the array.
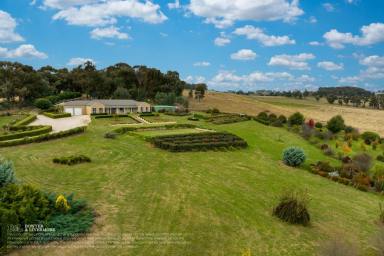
[
  {"xmin": 377, "ymin": 155, "xmax": 384, "ymax": 162},
  {"xmin": 0, "ymin": 157, "xmax": 16, "ymax": 187},
  {"xmin": 0, "ymin": 126, "xmax": 87, "ymax": 148},
  {"xmin": 0, "ymin": 126, "xmax": 52, "ymax": 141},
  {"xmin": 288, "ymin": 112, "xmax": 304, "ymax": 126},
  {"xmin": 53, "ymin": 155, "xmax": 91, "ymax": 166},
  {"xmin": 278, "ymin": 115, "xmax": 287, "ymax": 124},
  {"xmin": 315, "ymin": 122, "xmax": 323, "ymax": 129},
  {"xmin": 43, "ymin": 112, "xmax": 71, "ymax": 119},
  {"xmin": 11, "ymin": 114, "xmax": 37, "ymax": 127},
  {"xmin": 273, "ymin": 190, "xmax": 310, "ymax": 226},
  {"xmin": 361, "ymin": 131, "xmax": 380, "ymax": 145},
  {"xmin": 34, "ymin": 98, "xmax": 52, "ymax": 110},
  {"xmin": 326, "ymin": 115, "xmax": 345, "ymax": 133},
  {"xmin": 94, "ymin": 114, "xmax": 129, "ymax": 119},
  {"xmin": 282, "ymin": 147, "xmax": 306, "ymax": 167}
]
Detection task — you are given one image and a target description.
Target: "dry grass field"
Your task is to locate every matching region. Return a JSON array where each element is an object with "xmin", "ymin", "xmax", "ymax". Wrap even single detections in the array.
[{"xmin": 188, "ymin": 91, "xmax": 384, "ymax": 136}]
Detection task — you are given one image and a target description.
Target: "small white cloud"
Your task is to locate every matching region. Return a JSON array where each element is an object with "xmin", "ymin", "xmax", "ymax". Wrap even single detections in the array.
[
  {"xmin": 230, "ymin": 49, "xmax": 257, "ymax": 61},
  {"xmin": 317, "ymin": 61, "xmax": 344, "ymax": 71},
  {"xmin": 0, "ymin": 10, "xmax": 24, "ymax": 43},
  {"xmin": 214, "ymin": 32, "xmax": 230, "ymax": 46},
  {"xmin": 160, "ymin": 32, "xmax": 168, "ymax": 37},
  {"xmin": 168, "ymin": 0, "xmax": 181, "ymax": 9},
  {"xmin": 323, "ymin": 3, "xmax": 335, "ymax": 12},
  {"xmin": 0, "ymin": 44, "xmax": 47, "ymax": 59},
  {"xmin": 67, "ymin": 57, "xmax": 95, "ymax": 66},
  {"xmin": 90, "ymin": 26, "xmax": 129, "ymax": 40},
  {"xmin": 324, "ymin": 23, "xmax": 384, "ymax": 49},
  {"xmin": 309, "ymin": 16, "xmax": 317, "ymax": 23},
  {"xmin": 233, "ymin": 25, "xmax": 295, "ymax": 46},
  {"xmin": 193, "ymin": 61, "xmax": 211, "ymax": 67},
  {"xmin": 185, "ymin": 75, "xmax": 206, "ymax": 84},
  {"xmin": 268, "ymin": 53, "xmax": 315, "ymax": 70},
  {"xmin": 309, "ymin": 41, "xmax": 323, "ymax": 46}
]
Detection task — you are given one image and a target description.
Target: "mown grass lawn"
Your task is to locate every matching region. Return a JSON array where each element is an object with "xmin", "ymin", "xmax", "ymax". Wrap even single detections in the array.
[
  {"xmin": 133, "ymin": 128, "xmax": 207, "ymax": 138},
  {"xmin": 1, "ymin": 116, "xmax": 382, "ymax": 256}
]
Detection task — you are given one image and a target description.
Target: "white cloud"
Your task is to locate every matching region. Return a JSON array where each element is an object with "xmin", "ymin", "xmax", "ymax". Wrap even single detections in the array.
[
  {"xmin": 0, "ymin": 44, "xmax": 47, "ymax": 59},
  {"xmin": 67, "ymin": 57, "xmax": 95, "ymax": 66},
  {"xmin": 208, "ymin": 70, "xmax": 315, "ymax": 90},
  {"xmin": 339, "ymin": 55, "xmax": 384, "ymax": 83},
  {"xmin": 188, "ymin": 0, "xmax": 304, "ymax": 28},
  {"xmin": 214, "ymin": 32, "xmax": 230, "ymax": 46},
  {"xmin": 90, "ymin": 26, "xmax": 129, "ymax": 40},
  {"xmin": 0, "ymin": 10, "xmax": 24, "ymax": 43},
  {"xmin": 160, "ymin": 32, "xmax": 168, "ymax": 37},
  {"xmin": 168, "ymin": 0, "xmax": 181, "ymax": 9},
  {"xmin": 42, "ymin": 0, "xmax": 101, "ymax": 9},
  {"xmin": 309, "ymin": 16, "xmax": 317, "ymax": 23},
  {"xmin": 324, "ymin": 23, "xmax": 384, "ymax": 49},
  {"xmin": 268, "ymin": 53, "xmax": 315, "ymax": 70},
  {"xmin": 323, "ymin": 3, "xmax": 335, "ymax": 12},
  {"xmin": 233, "ymin": 25, "xmax": 295, "ymax": 46},
  {"xmin": 317, "ymin": 61, "xmax": 344, "ymax": 71},
  {"xmin": 309, "ymin": 41, "xmax": 323, "ymax": 46},
  {"xmin": 185, "ymin": 75, "xmax": 206, "ymax": 84},
  {"xmin": 51, "ymin": 0, "xmax": 167, "ymax": 27},
  {"xmin": 193, "ymin": 61, "xmax": 211, "ymax": 67},
  {"xmin": 230, "ymin": 49, "xmax": 257, "ymax": 61}
]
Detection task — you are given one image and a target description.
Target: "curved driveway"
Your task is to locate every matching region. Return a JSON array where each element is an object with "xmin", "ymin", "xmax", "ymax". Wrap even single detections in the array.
[{"xmin": 29, "ymin": 115, "xmax": 91, "ymax": 132}]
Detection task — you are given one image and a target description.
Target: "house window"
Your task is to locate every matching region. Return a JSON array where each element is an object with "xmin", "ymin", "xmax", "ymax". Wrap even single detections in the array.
[
  {"xmin": 92, "ymin": 108, "xmax": 97, "ymax": 114},
  {"xmin": 119, "ymin": 108, "xmax": 124, "ymax": 113},
  {"xmin": 99, "ymin": 108, "xmax": 103, "ymax": 113}
]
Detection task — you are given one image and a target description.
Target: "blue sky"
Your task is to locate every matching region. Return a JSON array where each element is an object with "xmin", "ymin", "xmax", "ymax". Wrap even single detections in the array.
[{"xmin": 0, "ymin": 0, "xmax": 384, "ymax": 91}]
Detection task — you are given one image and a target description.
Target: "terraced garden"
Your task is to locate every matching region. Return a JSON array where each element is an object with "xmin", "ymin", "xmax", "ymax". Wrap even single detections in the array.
[{"xmin": 1, "ymin": 112, "xmax": 384, "ymax": 255}]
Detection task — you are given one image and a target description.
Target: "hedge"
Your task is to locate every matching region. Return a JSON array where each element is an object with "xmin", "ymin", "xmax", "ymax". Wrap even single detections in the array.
[
  {"xmin": 94, "ymin": 114, "xmax": 129, "ymax": 119},
  {"xmin": 0, "ymin": 126, "xmax": 87, "ymax": 147},
  {"xmin": 139, "ymin": 112, "xmax": 158, "ymax": 117},
  {"xmin": 11, "ymin": 114, "xmax": 37, "ymax": 127},
  {"xmin": 0, "ymin": 125, "xmax": 52, "ymax": 141},
  {"xmin": 110, "ymin": 123, "xmax": 196, "ymax": 135},
  {"xmin": 43, "ymin": 112, "xmax": 71, "ymax": 119},
  {"xmin": 53, "ymin": 155, "xmax": 91, "ymax": 165}
]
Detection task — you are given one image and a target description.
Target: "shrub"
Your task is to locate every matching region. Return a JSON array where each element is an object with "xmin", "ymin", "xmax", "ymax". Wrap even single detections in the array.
[
  {"xmin": 352, "ymin": 173, "xmax": 371, "ymax": 187},
  {"xmin": 315, "ymin": 122, "xmax": 323, "ymax": 129},
  {"xmin": 53, "ymin": 155, "xmax": 91, "ymax": 165},
  {"xmin": 104, "ymin": 132, "xmax": 117, "ymax": 139},
  {"xmin": 278, "ymin": 115, "xmax": 287, "ymax": 124},
  {"xmin": 361, "ymin": 131, "xmax": 380, "ymax": 145},
  {"xmin": 312, "ymin": 161, "xmax": 334, "ymax": 173},
  {"xmin": 11, "ymin": 114, "xmax": 37, "ymax": 127},
  {"xmin": 271, "ymin": 119, "xmax": 284, "ymax": 127},
  {"xmin": 55, "ymin": 195, "xmax": 71, "ymax": 213},
  {"xmin": 0, "ymin": 157, "xmax": 16, "ymax": 187},
  {"xmin": 0, "ymin": 125, "xmax": 52, "ymax": 141},
  {"xmin": 344, "ymin": 126, "xmax": 354, "ymax": 133},
  {"xmin": 307, "ymin": 119, "xmax": 315, "ymax": 128},
  {"xmin": 378, "ymin": 155, "xmax": 384, "ymax": 162},
  {"xmin": 273, "ymin": 190, "xmax": 310, "ymax": 226},
  {"xmin": 34, "ymin": 98, "xmax": 53, "ymax": 110},
  {"xmin": 323, "ymin": 147, "xmax": 335, "ymax": 156},
  {"xmin": 326, "ymin": 115, "xmax": 345, "ymax": 133},
  {"xmin": 288, "ymin": 112, "xmax": 304, "ymax": 126},
  {"xmin": 43, "ymin": 112, "xmax": 71, "ymax": 119},
  {"xmin": 353, "ymin": 153, "xmax": 372, "ymax": 173},
  {"xmin": 301, "ymin": 124, "xmax": 314, "ymax": 139},
  {"xmin": 282, "ymin": 147, "xmax": 306, "ymax": 167}
]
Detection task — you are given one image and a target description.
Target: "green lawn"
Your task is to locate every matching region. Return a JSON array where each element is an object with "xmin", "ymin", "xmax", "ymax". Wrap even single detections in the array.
[
  {"xmin": 0, "ymin": 114, "xmax": 25, "ymax": 129},
  {"xmin": 1, "ymin": 117, "xmax": 382, "ymax": 255},
  {"xmin": 132, "ymin": 128, "xmax": 207, "ymax": 138}
]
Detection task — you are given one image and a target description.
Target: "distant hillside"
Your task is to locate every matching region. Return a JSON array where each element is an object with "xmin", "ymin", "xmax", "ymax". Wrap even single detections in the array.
[{"xmin": 317, "ymin": 86, "xmax": 372, "ymax": 97}]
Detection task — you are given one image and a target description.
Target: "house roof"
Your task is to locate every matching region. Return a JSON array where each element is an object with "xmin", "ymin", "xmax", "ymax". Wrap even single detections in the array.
[{"xmin": 62, "ymin": 99, "xmax": 149, "ymax": 107}]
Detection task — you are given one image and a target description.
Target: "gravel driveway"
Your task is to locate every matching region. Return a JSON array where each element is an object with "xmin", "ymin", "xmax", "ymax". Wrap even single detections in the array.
[{"xmin": 30, "ymin": 115, "xmax": 91, "ymax": 132}]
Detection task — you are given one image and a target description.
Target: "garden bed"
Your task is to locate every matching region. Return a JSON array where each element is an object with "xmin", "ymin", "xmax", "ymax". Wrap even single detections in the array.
[
  {"xmin": 149, "ymin": 132, "xmax": 248, "ymax": 152},
  {"xmin": 207, "ymin": 113, "xmax": 251, "ymax": 124}
]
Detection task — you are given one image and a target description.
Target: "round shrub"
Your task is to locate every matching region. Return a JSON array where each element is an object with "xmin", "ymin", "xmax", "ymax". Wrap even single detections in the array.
[
  {"xmin": 315, "ymin": 122, "xmax": 323, "ymax": 129},
  {"xmin": 0, "ymin": 157, "xmax": 16, "ymax": 187},
  {"xmin": 34, "ymin": 98, "xmax": 53, "ymax": 110},
  {"xmin": 282, "ymin": 147, "xmax": 306, "ymax": 167},
  {"xmin": 326, "ymin": 115, "xmax": 345, "ymax": 133},
  {"xmin": 288, "ymin": 112, "xmax": 304, "ymax": 126},
  {"xmin": 273, "ymin": 191, "xmax": 310, "ymax": 226},
  {"xmin": 278, "ymin": 115, "xmax": 287, "ymax": 124},
  {"xmin": 361, "ymin": 131, "xmax": 380, "ymax": 145}
]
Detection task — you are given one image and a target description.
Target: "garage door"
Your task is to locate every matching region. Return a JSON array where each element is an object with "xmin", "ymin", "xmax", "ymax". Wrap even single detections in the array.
[{"xmin": 64, "ymin": 107, "xmax": 83, "ymax": 116}]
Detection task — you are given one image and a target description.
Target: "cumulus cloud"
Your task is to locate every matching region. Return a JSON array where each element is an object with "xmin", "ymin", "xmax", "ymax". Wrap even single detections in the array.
[
  {"xmin": 230, "ymin": 49, "xmax": 257, "ymax": 61},
  {"xmin": 42, "ymin": 0, "xmax": 99, "ymax": 9},
  {"xmin": 309, "ymin": 41, "xmax": 323, "ymax": 46},
  {"xmin": 339, "ymin": 55, "xmax": 384, "ymax": 83},
  {"xmin": 90, "ymin": 26, "xmax": 129, "ymax": 40},
  {"xmin": 324, "ymin": 23, "xmax": 384, "ymax": 49},
  {"xmin": 67, "ymin": 57, "xmax": 95, "ymax": 66},
  {"xmin": 0, "ymin": 10, "xmax": 24, "ymax": 43},
  {"xmin": 323, "ymin": 3, "xmax": 335, "ymax": 12},
  {"xmin": 188, "ymin": 0, "xmax": 304, "ymax": 28},
  {"xmin": 0, "ymin": 44, "xmax": 47, "ymax": 59},
  {"xmin": 268, "ymin": 53, "xmax": 315, "ymax": 70},
  {"xmin": 309, "ymin": 16, "xmax": 317, "ymax": 24},
  {"xmin": 233, "ymin": 25, "xmax": 295, "ymax": 46},
  {"xmin": 50, "ymin": 0, "xmax": 167, "ymax": 27},
  {"xmin": 168, "ymin": 0, "xmax": 181, "ymax": 9},
  {"xmin": 208, "ymin": 70, "xmax": 315, "ymax": 90},
  {"xmin": 317, "ymin": 61, "xmax": 344, "ymax": 71},
  {"xmin": 214, "ymin": 32, "xmax": 230, "ymax": 46},
  {"xmin": 185, "ymin": 75, "xmax": 206, "ymax": 84},
  {"xmin": 193, "ymin": 61, "xmax": 211, "ymax": 67}
]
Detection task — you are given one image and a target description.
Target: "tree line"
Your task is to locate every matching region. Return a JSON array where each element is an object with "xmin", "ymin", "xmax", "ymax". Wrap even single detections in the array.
[{"xmin": 0, "ymin": 61, "xmax": 207, "ymax": 109}]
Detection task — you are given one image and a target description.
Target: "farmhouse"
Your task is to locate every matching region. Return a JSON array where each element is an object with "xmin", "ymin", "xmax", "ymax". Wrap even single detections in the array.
[{"xmin": 61, "ymin": 99, "xmax": 151, "ymax": 116}]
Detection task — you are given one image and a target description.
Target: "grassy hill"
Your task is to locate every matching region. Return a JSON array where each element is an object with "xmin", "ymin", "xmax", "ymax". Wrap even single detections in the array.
[
  {"xmin": 1, "ymin": 114, "xmax": 383, "ymax": 256},
  {"xmin": 188, "ymin": 91, "xmax": 384, "ymax": 136}
]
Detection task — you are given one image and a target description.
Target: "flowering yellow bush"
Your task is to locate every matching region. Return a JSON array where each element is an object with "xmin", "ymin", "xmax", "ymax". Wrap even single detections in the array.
[
  {"xmin": 55, "ymin": 194, "xmax": 70, "ymax": 212},
  {"xmin": 342, "ymin": 144, "xmax": 352, "ymax": 154}
]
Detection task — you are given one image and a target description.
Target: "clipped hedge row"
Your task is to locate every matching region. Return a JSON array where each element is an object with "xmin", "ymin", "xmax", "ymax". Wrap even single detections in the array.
[
  {"xmin": 43, "ymin": 112, "xmax": 71, "ymax": 119},
  {"xmin": 12, "ymin": 114, "xmax": 37, "ymax": 126},
  {"xmin": 139, "ymin": 112, "xmax": 158, "ymax": 117},
  {"xmin": 110, "ymin": 123, "xmax": 196, "ymax": 135},
  {"xmin": 94, "ymin": 114, "xmax": 129, "ymax": 119},
  {"xmin": 208, "ymin": 114, "xmax": 250, "ymax": 125},
  {"xmin": 0, "ymin": 126, "xmax": 87, "ymax": 147},
  {"xmin": 150, "ymin": 132, "xmax": 248, "ymax": 152},
  {"xmin": 0, "ymin": 125, "xmax": 52, "ymax": 141},
  {"xmin": 53, "ymin": 155, "xmax": 91, "ymax": 165}
]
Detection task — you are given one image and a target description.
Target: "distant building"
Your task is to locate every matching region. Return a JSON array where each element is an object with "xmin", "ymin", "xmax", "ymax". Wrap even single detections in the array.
[{"xmin": 60, "ymin": 99, "xmax": 151, "ymax": 116}]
